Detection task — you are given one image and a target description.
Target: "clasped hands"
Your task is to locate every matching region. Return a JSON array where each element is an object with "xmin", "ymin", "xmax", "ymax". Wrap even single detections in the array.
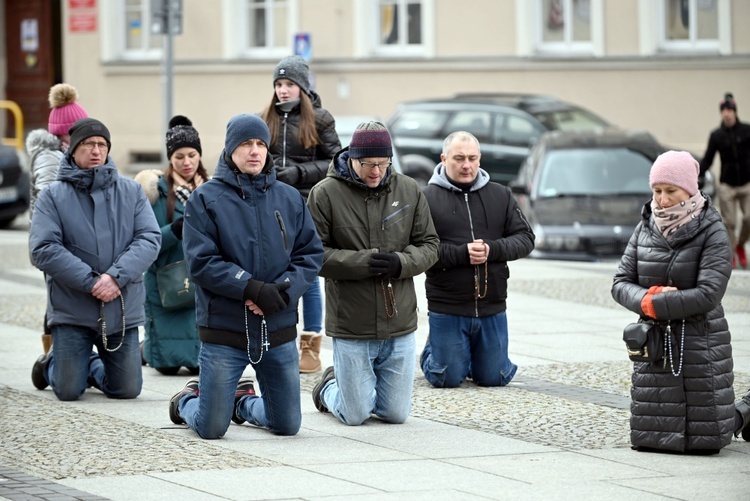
[
  {"xmin": 246, "ymin": 281, "xmax": 291, "ymax": 316},
  {"xmin": 369, "ymin": 252, "xmax": 402, "ymax": 279},
  {"xmin": 468, "ymin": 239, "xmax": 489, "ymax": 265},
  {"xmin": 91, "ymin": 274, "xmax": 121, "ymax": 303}
]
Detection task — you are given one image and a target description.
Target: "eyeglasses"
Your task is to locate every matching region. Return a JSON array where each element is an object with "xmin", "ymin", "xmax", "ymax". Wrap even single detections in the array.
[
  {"xmin": 79, "ymin": 140, "xmax": 109, "ymax": 152},
  {"xmin": 358, "ymin": 160, "xmax": 392, "ymax": 171}
]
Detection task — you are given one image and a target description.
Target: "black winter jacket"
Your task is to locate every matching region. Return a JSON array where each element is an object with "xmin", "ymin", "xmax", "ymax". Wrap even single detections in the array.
[
  {"xmin": 612, "ymin": 195, "xmax": 735, "ymax": 452},
  {"xmin": 270, "ymin": 91, "xmax": 341, "ymax": 199},
  {"xmin": 422, "ymin": 164, "xmax": 535, "ymax": 317},
  {"xmin": 699, "ymin": 119, "xmax": 750, "ymax": 187}
]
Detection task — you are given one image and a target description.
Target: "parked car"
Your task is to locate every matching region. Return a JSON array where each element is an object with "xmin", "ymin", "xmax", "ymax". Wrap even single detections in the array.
[
  {"xmin": 510, "ymin": 128, "xmax": 692, "ymax": 261},
  {"xmin": 0, "ymin": 143, "xmax": 29, "ymax": 228},
  {"xmin": 386, "ymin": 93, "xmax": 611, "ymax": 185}
]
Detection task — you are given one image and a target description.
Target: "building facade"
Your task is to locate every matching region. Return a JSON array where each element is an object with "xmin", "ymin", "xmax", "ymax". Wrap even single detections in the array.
[{"xmin": 2, "ymin": 0, "xmax": 749, "ymax": 173}]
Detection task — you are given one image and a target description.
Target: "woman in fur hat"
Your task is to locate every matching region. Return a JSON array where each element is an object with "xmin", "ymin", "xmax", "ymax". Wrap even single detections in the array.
[
  {"xmin": 260, "ymin": 55, "xmax": 341, "ymax": 373},
  {"xmin": 135, "ymin": 116, "xmax": 208, "ymax": 375}
]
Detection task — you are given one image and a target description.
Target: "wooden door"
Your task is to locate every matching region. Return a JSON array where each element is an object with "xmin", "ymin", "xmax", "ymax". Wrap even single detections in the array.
[{"xmin": 4, "ymin": 0, "xmax": 62, "ymax": 133}]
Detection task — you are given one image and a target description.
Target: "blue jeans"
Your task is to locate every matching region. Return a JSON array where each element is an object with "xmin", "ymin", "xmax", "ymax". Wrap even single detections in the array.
[
  {"xmin": 302, "ymin": 277, "xmax": 323, "ymax": 333},
  {"xmin": 179, "ymin": 340, "xmax": 301, "ymax": 439},
  {"xmin": 47, "ymin": 324, "xmax": 142, "ymax": 401},
  {"xmin": 319, "ymin": 334, "xmax": 415, "ymax": 426},
  {"xmin": 420, "ymin": 311, "xmax": 517, "ymax": 388}
]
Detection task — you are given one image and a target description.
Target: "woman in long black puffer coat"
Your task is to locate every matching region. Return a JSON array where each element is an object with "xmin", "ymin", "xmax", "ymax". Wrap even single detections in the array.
[{"xmin": 612, "ymin": 150, "xmax": 750, "ymax": 454}]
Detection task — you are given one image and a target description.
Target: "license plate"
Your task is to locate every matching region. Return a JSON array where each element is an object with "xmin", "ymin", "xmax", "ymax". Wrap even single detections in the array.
[{"xmin": 0, "ymin": 186, "xmax": 18, "ymax": 203}]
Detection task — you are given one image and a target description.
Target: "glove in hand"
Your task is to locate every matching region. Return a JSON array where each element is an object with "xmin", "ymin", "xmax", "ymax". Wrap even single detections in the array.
[
  {"xmin": 369, "ymin": 252, "xmax": 402, "ymax": 279},
  {"xmin": 254, "ymin": 281, "xmax": 291, "ymax": 315},
  {"xmin": 172, "ymin": 218, "xmax": 184, "ymax": 240}
]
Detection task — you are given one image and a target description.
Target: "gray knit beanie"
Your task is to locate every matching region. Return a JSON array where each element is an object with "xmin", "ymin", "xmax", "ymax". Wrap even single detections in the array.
[
  {"xmin": 224, "ymin": 114, "xmax": 271, "ymax": 155},
  {"xmin": 348, "ymin": 121, "xmax": 393, "ymax": 159},
  {"xmin": 273, "ymin": 55, "xmax": 310, "ymax": 95}
]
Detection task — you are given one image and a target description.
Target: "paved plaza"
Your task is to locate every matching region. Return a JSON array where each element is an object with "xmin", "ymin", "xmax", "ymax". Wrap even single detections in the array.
[{"xmin": 1, "ymin": 222, "xmax": 749, "ymax": 500}]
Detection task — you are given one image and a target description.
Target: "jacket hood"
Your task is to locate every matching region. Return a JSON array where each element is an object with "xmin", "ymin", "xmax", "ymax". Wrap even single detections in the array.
[
  {"xmin": 57, "ymin": 154, "xmax": 118, "ymax": 192},
  {"xmin": 133, "ymin": 169, "xmax": 163, "ymax": 205},
  {"xmin": 428, "ymin": 163, "xmax": 491, "ymax": 191},
  {"xmin": 26, "ymin": 129, "xmax": 62, "ymax": 158},
  {"xmin": 329, "ymin": 147, "xmax": 392, "ymax": 190}
]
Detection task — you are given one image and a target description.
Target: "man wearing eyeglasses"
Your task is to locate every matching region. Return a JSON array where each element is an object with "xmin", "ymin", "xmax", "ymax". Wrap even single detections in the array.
[
  {"xmin": 307, "ymin": 121, "xmax": 439, "ymax": 426},
  {"xmin": 29, "ymin": 118, "xmax": 161, "ymax": 401},
  {"xmin": 419, "ymin": 131, "xmax": 534, "ymax": 389}
]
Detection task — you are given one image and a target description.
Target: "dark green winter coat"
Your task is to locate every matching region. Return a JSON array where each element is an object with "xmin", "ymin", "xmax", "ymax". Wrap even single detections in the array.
[
  {"xmin": 135, "ymin": 170, "xmax": 199, "ymax": 370},
  {"xmin": 307, "ymin": 148, "xmax": 439, "ymax": 339}
]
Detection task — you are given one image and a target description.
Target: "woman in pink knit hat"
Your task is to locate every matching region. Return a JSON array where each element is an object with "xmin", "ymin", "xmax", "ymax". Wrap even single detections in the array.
[
  {"xmin": 25, "ymin": 82, "xmax": 88, "ymax": 354},
  {"xmin": 612, "ymin": 150, "xmax": 750, "ymax": 454}
]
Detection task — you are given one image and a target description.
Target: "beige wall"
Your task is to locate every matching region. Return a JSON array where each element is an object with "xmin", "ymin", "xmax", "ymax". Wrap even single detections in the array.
[{"xmin": 54, "ymin": 0, "xmax": 750, "ymax": 177}]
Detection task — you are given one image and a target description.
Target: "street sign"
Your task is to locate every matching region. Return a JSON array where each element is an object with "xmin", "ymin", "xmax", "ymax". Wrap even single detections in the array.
[
  {"xmin": 294, "ymin": 33, "xmax": 311, "ymax": 61},
  {"xmin": 151, "ymin": 0, "xmax": 183, "ymax": 35}
]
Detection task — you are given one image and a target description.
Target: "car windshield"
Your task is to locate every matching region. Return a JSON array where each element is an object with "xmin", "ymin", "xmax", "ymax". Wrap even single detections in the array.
[
  {"xmin": 537, "ymin": 148, "xmax": 653, "ymax": 197},
  {"xmin": 533, "ymin": 109, "xmax": 609, "ymax": 131}
]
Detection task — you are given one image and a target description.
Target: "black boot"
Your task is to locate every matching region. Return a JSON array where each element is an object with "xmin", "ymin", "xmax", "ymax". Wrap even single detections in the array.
[{"xmin": 735, "ymin": 390, "xmax": 750, "ymax": 441}]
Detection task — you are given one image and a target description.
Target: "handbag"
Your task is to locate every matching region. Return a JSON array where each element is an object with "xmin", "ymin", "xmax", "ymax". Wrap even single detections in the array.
[
  {"xmin": 155, "ymin": 260, "xmax": 195, "ymax": 310},
  {"xmin": 622, "ymin": 318, "xmax": 686, "ymax": 375},
  {"xmin": 622, "ymin": 319, "xmax": 665, "ymax": 363}
]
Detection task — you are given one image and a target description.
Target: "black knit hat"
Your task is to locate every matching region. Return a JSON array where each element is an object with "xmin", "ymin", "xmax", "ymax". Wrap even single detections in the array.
[
  {"xmin": 166, "ymin": 115, "xmax": 202, "ymax": 158},
  {"xmin": 348, "ymin": 121, "xmax": 393, "ymax": 159},
  {"xmin": 68, "ymin": 118, "xmax": 111, "ymax": 157},
  {"xmin": 273, "ymin": 55, "xmax": 310, "ymax": 95},
  {"xmin": 720, "ymin": 92, "xmax": 737, "ymax": 111}
]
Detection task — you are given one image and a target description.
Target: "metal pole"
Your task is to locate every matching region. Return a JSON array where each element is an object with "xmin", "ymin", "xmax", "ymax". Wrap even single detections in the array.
[{"xmin": 162, "ymin": 0, "xmax": 175, "ymax": 163}]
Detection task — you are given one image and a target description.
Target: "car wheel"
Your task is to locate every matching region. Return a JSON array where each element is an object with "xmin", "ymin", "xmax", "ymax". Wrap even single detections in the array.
[{"xmin": 0, "ymin": 216, "xmax": 15, "ymax": 229}]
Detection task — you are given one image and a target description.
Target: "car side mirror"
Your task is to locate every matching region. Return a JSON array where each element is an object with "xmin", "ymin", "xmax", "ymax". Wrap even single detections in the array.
[{"xmin": 509, "ymin": 180, "xmax": 529, "ymax": 195}]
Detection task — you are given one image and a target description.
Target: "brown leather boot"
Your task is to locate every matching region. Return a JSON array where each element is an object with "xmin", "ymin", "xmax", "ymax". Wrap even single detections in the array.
[
  {"xmin": 42, "ymin": 334, "xmax": 53, "ymax": 354},
  {"xmin": 299, "ymin": 332, "xmax": 322, "ymax": 373}
]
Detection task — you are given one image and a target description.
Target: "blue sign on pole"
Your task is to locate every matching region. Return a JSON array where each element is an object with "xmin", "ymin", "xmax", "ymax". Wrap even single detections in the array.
[{"xmin": 294, "ymin": 33, "xmax": 311, "ymax": 61}]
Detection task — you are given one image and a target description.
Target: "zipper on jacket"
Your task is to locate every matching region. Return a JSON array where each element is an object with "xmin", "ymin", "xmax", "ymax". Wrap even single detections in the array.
[
  {"xmin": 282, "ymin": 113, "xmax": 288, "ymax": 169},
  {"xmin": 515, "ymin": 207, "xmax": 532, "ymax": 232},
  {"xmin": 462, "ymin": 192, "xmax": 482, "ymax": 317},
  {"xmin": 275, "ymin": 210, "xmax": 289, "ymax": 250},
  {"xmin": 381, "ymin": 204, "xmax": 412, "ymax": 230}
]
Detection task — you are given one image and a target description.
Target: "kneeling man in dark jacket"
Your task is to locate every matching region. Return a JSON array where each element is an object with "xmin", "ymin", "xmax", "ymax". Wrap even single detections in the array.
[{"xmin": 420, "ymin": 131, "xmax": 535, "ymax": 388}]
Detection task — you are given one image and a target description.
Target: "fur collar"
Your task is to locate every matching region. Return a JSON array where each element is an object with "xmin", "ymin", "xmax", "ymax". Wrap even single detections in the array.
[{"xmin": 133, "ymin": 169, "xmax": 163, "ymax": 205}]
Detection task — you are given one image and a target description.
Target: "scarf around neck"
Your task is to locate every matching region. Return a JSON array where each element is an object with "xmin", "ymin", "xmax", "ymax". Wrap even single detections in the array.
[
  {"xmin": 171, "ymin": 169, "xmax": 205, "ymax": 205},
  {"xmin": 650, "ymin": 192, "xmax": 706, "ymax": 239}
]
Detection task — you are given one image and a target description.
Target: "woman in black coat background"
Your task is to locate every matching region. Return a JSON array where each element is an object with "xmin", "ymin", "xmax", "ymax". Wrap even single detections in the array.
[{"xmin": 612, "ymin": 150, "xmax": 750, "ymax": 453}]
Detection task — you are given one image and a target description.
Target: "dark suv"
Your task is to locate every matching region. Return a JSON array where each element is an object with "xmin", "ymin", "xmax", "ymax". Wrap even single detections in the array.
[{"xmin": 386, "ymin": 93, "xmax": 610, "ymax": 185}]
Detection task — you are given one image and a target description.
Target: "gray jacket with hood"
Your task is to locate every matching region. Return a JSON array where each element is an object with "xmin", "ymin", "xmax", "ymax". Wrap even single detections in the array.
[
  {"xmin": 25, "ymin": 129, "xmax": 64, "ymax": 219},
  {"xmin": 29, "ymin": 154, "xmax": 161, "ymax": 333}
]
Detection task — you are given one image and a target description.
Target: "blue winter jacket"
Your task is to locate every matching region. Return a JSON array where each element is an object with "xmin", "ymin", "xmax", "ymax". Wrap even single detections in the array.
[
  {"xmin": 182, "ymin": 152, "xmax": 324, "ymax": 350},
  {"xmin": 29, "ymin": 155, "xmax": 161, "ymax": 332}
]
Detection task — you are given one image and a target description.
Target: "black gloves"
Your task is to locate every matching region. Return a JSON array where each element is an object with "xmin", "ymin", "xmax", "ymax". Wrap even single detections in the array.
[
  {"xmin": 244, "ymin": 280, "xmax": 291, "ymax": 316},
  {"xmin": 172, "ymin": 218, "xmax": 184, "ymax": 240},
  {"xmin": 369, "ymin": 252, "xmax": 402, "ymax": 279}
]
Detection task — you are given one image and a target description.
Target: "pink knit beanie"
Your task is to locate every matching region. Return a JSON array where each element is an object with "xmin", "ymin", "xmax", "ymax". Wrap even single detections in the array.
[
  {"xmin": 48, "ymin": 83, "xmax": 88, "ymax": 136},
  {"xmin": 649, "ymin": 151, "xmax": 699, "ymax": 196}
]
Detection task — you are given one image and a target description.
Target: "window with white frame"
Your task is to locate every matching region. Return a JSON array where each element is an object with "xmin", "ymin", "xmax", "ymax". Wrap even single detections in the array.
[
  {"xmin": 246, "ymin": 0, "xmax": 288, "ymax": 50},
  {"xmin": 374, "ymin": 0, "xmax": 428, "ymax": 56},
  {"xmin": 537, "ymin": 0, "xmax": 593, "ymax": 54},
  {"xmin": 121, "ymin": 0, "xmax": 162, "ymax": 60},
  {"xmin": 660, "ymin": 0, "xmax": 719, "ymax": 50}
]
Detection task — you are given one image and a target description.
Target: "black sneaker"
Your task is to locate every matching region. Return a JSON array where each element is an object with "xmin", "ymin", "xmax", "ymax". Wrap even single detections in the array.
[
  {"xmin": 738, "ymin": 389, "xmax": 750, "ymax": 441},
  {"xmin": 169, "ymin": 377, "xmax": 199, "ymax": 425},
  {"xmin": 312, "ymin": 366, "xmax": 335, "ymax": 413},
  {"xmin": 31, "ymin": 352, "xmax": 51, "ymax": 390},
  {"xmin": 232, "ymin": 377, "xmax": 256, "ymax": 425}
]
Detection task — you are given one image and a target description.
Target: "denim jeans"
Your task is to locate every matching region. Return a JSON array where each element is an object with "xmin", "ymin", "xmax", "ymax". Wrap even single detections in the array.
[
  {"xmin": 302, "ymin": 277, "xmax": 323, "ymax": 333},
  {"xmin": 420, "ymin": 311, "xmax": 517, "ymax": 388},
  {"xmin": 320, "ymin": 333, "xmax": 415, "ymax": 426},
  {"xmin": 179, "ymin": 340, "xmax": 300, "ymax": 439},
  {"xmin": 47, "ymin": 324, "xmax": 142, "ymax": 401}
]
